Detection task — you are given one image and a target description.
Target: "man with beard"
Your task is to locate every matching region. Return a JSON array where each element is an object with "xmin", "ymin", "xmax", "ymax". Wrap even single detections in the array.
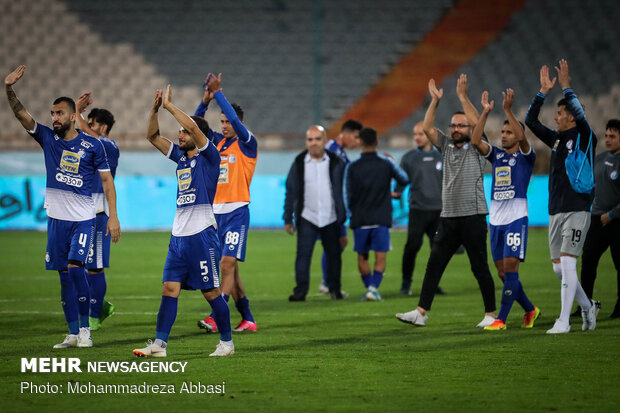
[
  {"xmin": 4, "ymin": 65, "xmax": 121, "ymax": 349},
  {"xmin": 134, "ymin": 85, "xmax": 233, "ymax": 357},
  {"xmin": 470, "ymin": 89, "xmax": 540, "ymax": 330},
  {"xmin": 396, "ymin": 75, "xmax": 496, "ymax": 328}
]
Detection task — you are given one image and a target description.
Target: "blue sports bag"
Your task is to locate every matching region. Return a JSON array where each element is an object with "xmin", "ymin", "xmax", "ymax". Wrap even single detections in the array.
[{"xmin": 565, "ymin": 131, "xmax": 594, "ymax": 194}]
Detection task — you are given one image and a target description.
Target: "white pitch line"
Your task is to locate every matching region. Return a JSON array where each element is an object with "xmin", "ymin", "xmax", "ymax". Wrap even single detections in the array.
[
  {"xmin": 0, "ymin": 295, "xmax": 160, "ymax": 303},
  {"xmin": 0, "ymin": 310, "xmax": 156, "ymax": 316}
]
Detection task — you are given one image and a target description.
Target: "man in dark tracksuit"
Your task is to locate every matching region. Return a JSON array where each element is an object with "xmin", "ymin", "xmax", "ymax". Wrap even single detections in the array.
[
  {"xmin": 346, "ymin": 127, "xmax": 409, "ymax": 301},
  {"xmin": 284, "ymin": 125, "xmax": 346, "ymax": 301}
]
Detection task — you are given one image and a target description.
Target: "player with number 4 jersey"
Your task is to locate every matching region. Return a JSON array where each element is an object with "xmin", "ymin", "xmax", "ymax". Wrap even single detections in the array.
[{"xmin": 471, "ymin": 89, "xmax": 540, "ymax": 331}]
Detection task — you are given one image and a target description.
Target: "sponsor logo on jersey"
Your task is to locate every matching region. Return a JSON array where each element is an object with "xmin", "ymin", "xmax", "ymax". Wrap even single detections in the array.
[
  {"xmin": 176, "ymin": 194, "xmax": 196, "ymax": 206},
  {"xmin": 177, "ymin": 168, "xmax": 192, "ymax": 191},
  {"xmin": 553, "ymin": 139, "xmax": 560, "ymax": 151},
  {"xmin": 495, "ymin": 166, "xmax": 511, "ymax": 186},
  {"xmin": 218, "ymin": 163, "xmax": 229, "ymax": 184},
  {"xmin": 80, "ymin": 139, "xmax": 94, "ymax": 149},
  {"xmin": 496, "ymin": 153, "xmax": 504, "ymax": 159},
  {"xmin": 60, "ymin": 150, "xmax": 81, "ymax": 173},
  {"xmin": 493, "ymin": 190, "xmax": 515, "ymax": 201},
  {"xmin": 56, "ymin": 173, "xmax": 83, "ymax": 187}
]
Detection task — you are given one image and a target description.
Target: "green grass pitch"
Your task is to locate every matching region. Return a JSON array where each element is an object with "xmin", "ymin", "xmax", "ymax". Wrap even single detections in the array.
[{"xmin": 0, "ymin": 229, "xmax": 619, "ymax": 412}]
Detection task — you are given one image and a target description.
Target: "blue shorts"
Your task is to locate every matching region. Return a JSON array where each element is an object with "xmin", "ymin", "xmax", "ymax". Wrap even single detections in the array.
[
  {"xmin": 353, "ymin": 226, "xmax": 391, "ymax": 254},
  {"xmin": 215, "ymin": 206, "xmax": 249, "ymax": 261},
  {"xmin": 86, "ymin": 213, "xmax": 111, "ymax": 270},
  {"xmin": 490, "ymin": 216, "xmax": 529, "ymax": 262},
  {"xmin": 46, "ymin": 218, "xmax": 95, "ymax": 270},
  {"xmin": 163, "ymin": 226, "xmax": 221, "ymax": 290}
]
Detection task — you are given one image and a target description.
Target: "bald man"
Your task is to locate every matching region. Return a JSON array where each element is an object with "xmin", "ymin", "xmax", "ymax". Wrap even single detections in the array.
[{"xmin": 283, "ymin": 125, "xmax": 347, "ymax": 301}]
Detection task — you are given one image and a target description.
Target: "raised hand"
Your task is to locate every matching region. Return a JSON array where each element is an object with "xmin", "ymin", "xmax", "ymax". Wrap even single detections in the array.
[
  {"xmin": 206, "ymin": 73, "xmax": 222, "ymax": 94},
  {"xmin": 554, "ymin": 59, "xmax": 571, "ymax": 89},
  {"xmin": 456, "ymin": 74, "xmax": 469, "ymax": 97},
  {"xmin": 5, "ymin": 65, "xmax": 26, "ymax": 86},
  {"xmin": 539, "ymin": 65, "xmax": 556, "ymax": 94},
  {"xmin": 202, "ymin": 74, "xmax": 215, "ymax": 104},
  {"xmin": 163, "ymin": 84, "xmax": 172, "ymax": 108},
  {"xmin": 153, "ymin": 89, "xmax": 162, "ymax": 111},
  {"xmin": 502, "ymin": 88, "xmax": 514, "ymax": 111},
  {"xmin": 428, "ymin": 78, "xmax": 443, "ymax": 100},
  {"xmin": 481, "ymin": 91, "xmax": 494, "ymax": 113},
  {"xmin": 76, "ymin": 92, "xmax": 93, "ymax": 113}
]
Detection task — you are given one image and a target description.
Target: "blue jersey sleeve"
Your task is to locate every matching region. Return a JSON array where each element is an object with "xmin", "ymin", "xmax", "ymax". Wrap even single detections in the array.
[
  {"xmin": 101, "ymin": 139, "xmax": 120, "ymax": 177},
  {"xmin": 93, "ymin": 138, "xmax": 111, "ymax": 172},
  {"xmin": 194, "ymin": 100, "xmax": 209, "ymax": 118},
  {"xmin": 562, "ymin": 88, "xmax": 596, "ymax": 151},
  {"xmin": 525, "ymin": 93, "xmax": 559, "ymax": 148},
  {"xmin": 521, "ymin": 146, "xmax": 536, "ymax": 166},
  {"xmin": 384, "ymin": 155, "xmax": 409, "ymax": 186},
  {"xmin": 214, "ymin": 91, "xmax": 257, "ymax": 158},
  {"xmin": 167, "ymin": 143, "xmax": 184, "ymax": 164},
  {"xmin": 27, "ymin": 122, "xmax": 52, "ymax": 148},
  {"xmin": 485, "ymin": 145, "xmax": 497, "ymax": 163},
  {"xmin": 198, "ymin": 141, "xmax": 221, "ymax": 165}
]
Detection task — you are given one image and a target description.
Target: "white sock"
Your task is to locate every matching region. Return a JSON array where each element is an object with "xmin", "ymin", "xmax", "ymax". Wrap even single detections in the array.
[
  {"xmin": 552, "ymin": 262, "xmax": 562, "ymax": 280},
  {"xmin": 559, "ymin": 256, "xmax": 591, "ymax": 323},
  {"xmin": 154, "ymin": 339, "xmax": 167, "ymax": 348}
]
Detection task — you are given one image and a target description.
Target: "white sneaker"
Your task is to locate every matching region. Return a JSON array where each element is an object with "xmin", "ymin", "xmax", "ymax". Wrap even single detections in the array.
[
  {"xmin": 395, "ymin": 309, "xmax": 427, "ymax": 326},
  {"xmin": 476, "ymin": 315, "xmax": 495, "ymax": 328},
  {"xmin": 209, "ymin": 341, "xmax": 235, "ymax": 357},
  {"xmin": 582, "ymin": 300, "xmax": 601, "ymax": 331},
  {"xmin": 77, "ymin": 327, "xmax": 93, "ymax": 348},
  {"xmin": 365, "ymin": 286, "xmax": 382, "ymax": 301},
  {"xmin": 546, "ymin": 319, "xmax": 571, "ymax": 334},
  {"xmin": 133, "ymin": 340, "xmax": 167, "ymax": 358},
  {"xmin": 53, "ymin": 334, "xmax": 78, "ymax": 349},
  {"xmin": 318, "ymin": 283, "xmax": 330, "ymax": 296}
]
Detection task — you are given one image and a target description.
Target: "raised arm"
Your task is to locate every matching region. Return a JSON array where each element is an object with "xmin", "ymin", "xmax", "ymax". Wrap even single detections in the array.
[
  {"xmin": 555, "ymin": 59, "xmax": 591, "ymax": 138},
  {"xmin": 5, "ymin": 65, "xmax": 35, "ymax": 131},
  {"xmin": 502, "ymin": 88, "xmax": 529, "ymax": 153},
  {"xmin": 194, "ymin": 74, "xmax": 216, "ymax": 118},
  {"xmin": 525, "ymin": 65, "xmax": 558, "ymax": 147},
  {"xmin": 145, "ymin": 89, "xmax": 172, "ymax": 155},
  {"xmin": 99, "ymin": 171, "xmax": 121, "ymax": 243},
  {"xmin": 422, "ymin": 79, "xmax": 442, "ymax": 147},
  {"xmin": 208, "ymin": 73, "xmax": 252, "ymax": 143},
  {"xmin": 163, "ymin": 84, "xmax": 208, "ymax": 149},
  {"xmin": 76, "ymin": 92, "xmax": 100, "ymax": 137},
  {"xmin": 471, "ymin": 91, "xmax": 492, "ymax": 156},
  {"xmin": 456, "ymin": 74, "xmax": 479, "ymax": 127}
]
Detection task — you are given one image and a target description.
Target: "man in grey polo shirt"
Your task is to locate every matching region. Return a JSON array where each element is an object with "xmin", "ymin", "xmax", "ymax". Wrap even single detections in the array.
[{"xmin": 396, "ymin": 75, "xmax": 496, "ymax": 327}]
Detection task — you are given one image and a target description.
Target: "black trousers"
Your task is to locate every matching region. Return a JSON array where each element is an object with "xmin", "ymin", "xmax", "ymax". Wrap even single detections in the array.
[
  {"xmin": 293, "ymin": 218, "xmax": 342, "ymax": 297},
  {"xmin": 580, "ymin": 215, "xmax": 620, "ymax": 300},
  {"xmin": 401, "ymin": 209, "xmax": 440, "ymax": 283},
  {"xmin": 418, "ymin": 215, "xmax": 496, "ymax": 312}
]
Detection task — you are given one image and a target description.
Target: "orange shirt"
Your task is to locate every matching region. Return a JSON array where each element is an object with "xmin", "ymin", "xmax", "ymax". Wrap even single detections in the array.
[{"xmin": 214, "ymin": 137, "xmax": 257, "ymax": 204}]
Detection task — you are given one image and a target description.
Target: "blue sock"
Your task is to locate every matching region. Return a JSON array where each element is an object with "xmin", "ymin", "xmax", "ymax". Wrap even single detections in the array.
[
  {"xmin": 58, "ymin": 271, "xmax": 79, "ymax": 335},
  {"xmin": 498, "ymin": 272, "xmax": 520, "ymax": 322},
  {"xmin": 372, "ymin": 270, "xmax": 384, "ymax": 289},
  {"xmin": 155, "ymin": 296, "xmax": 178, "ymax": 342},
  {"xmin": 321, "ymin": 252, "xmax": 328, "ymax": 286},
  {"xmin": 89, "ymin": 271, "xmax": 107, "ymax": 318},
  {"xmin": 68, "ymin": 267, "xmax": 90, "ymax": 328},
  {"xmin": 515, "ymin": 282, "xmax": 535, "ymax": 313},
  {"xmin": 209, "ymin": 295, "xmax": 232, "ymax": 341},
  {"xmin": 361, "ymin": 274, "xmax": 371, "ymax": 288},
  {"xmin": 209, "ymin": 293, "xmax": 229, "ymax": 319},
  {"xmin": 235, "ymin": 296, "xmax": 255, "ymax": 323}
]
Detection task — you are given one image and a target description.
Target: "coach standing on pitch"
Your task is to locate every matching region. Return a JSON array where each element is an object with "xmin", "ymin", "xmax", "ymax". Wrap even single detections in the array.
[{"xmin": 396, "ymin": 75, "xmax": 496, "ymax": 327}]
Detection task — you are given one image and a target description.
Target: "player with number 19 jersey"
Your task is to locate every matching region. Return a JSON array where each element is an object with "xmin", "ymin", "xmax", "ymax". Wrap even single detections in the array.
[
  {"xmin": 28, "ymin": 122, "xmax": 110, "ymax": 269},
  {"xmin": 163, "ymin": 140, "xmax": 221, "ymax": 290},
  {"xmin": 485, "ymin": 145, "xmax": 536, "ymax": 261}
]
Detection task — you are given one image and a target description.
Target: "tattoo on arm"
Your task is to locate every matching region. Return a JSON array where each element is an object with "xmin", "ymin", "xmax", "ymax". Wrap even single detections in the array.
[{"xmin": 6, "ymin": 87, "xmax": 24, "ymax": 113}]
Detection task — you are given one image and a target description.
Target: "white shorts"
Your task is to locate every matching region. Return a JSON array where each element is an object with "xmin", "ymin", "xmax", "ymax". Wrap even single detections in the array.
[{"xmin": 548, "ymin": 211, "xmax": 590, "ymax": 260}]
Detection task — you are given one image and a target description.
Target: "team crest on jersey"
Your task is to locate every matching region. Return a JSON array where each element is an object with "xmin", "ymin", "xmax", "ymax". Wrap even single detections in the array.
[
  {"xmin": 436, "ymin": 161, "xmax": 442, "ymax": 171},
  {"xmin": 508, "ymin": 158, "xmax": 516, "ymax": 166},
  {"xmin": 80, "ymin": 139, "xmax": 93, "ymax": 149},
  {"xmin": 77, "ymin": 149, "xmax": 86, "ymax": 159},
  {"xmin": 611, "ymin": 171, "xmax": 618, "ymax": 180},
  {"xmin": 229, "ymin": 154, "xmax": 236, "ymax": 164},
  {"xmin": 495, "ymin": 166, "xmax": 511, "ymax": 186},
  {"xmin": 566, "ymin": 140, "xmax": 573, "ymax": 150},
  {"xmin": 190, "ymin": 159, "xmax": 196, "ymax": 168},
  {"xmin": 177, "ymin": 168, "xmax": 192, "ymax": 191},
  {"xmin": 60, "ymin": 150, "xmax": 81, "ymax": 173}
]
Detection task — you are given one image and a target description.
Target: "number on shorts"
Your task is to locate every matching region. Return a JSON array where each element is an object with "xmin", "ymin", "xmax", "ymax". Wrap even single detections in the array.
[
  {"xmin": 506, "ymin": 232, "xmax": 521, "ymax": 247},
  {"xmin": 571, "ymin": 229, "xmax": 582, "ymax": 243},
  {"xmin": 225, "ymin": 231, "xmax": 240, "ymax": 245},
  {"xmin": 200, "ymin": 260, "xmax": 209, "ymax": 275},
  {"xmin": 78, "ymin": 233, "xmax": 88, "ymax": 248}
]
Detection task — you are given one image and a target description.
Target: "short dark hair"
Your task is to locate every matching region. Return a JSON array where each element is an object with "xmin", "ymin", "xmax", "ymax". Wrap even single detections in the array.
[
  {"xmin": 53, "ymin": 97, "xmax": 76, "ymax": 113},
  {"xmin": 359, "ymin": 127, "xmax": 378, "ymax": 147},
  {"xmin": 230, "ymin": 103, "xmax": 244, "ymax": 121},
  {"xmin": 607, "ymin": 119, "xmax": 620, "ymax": 133},
  {"xmin": 503, "ymin": 119, "xmax": 525, "ymax": 130},
  {"xmin": 557, "ymin": 98, "xmax": 585, "ymax": 112},
  {"xmin": 341, "ymin": 119, "xmax": 362, "ymax": 132},
  {"xmin": 88, "ymin": 108, "xmax": 115, "ymax": 133},
  {"xmin": 453, "ymin": 110, "xmax": 465, "ymax": 116},
  {"xmin": 191, "ymin": 116, "xmax": 210, "ymax": 138}
]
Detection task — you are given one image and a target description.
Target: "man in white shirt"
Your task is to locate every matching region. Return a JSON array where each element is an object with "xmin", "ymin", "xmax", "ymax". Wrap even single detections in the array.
[{"xmin": 283, "ymin": 125, "xmax": 347, "ymax": 301}]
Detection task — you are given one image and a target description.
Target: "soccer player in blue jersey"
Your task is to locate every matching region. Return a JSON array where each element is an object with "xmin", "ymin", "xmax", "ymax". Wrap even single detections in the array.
[
  {"xmin": 5, "ymin": 65, "xmax": 121, "ymax": 349},
  {"xmin": 194, "ymin": 74, "xmax": 258, "ymax": 333},
  {"xmin": 470, "ymin": 89, "xmax": 540, "ymax": 330},
  {"xmin": 317, "ymin": 119, "xmax": 362, "ymax": 296},
  {"xmin": 76, "ymin": 92, "xmax": 119, "ymax": 331},
  {"xmin": 525, "ymin": 60, "xmax": 599, "ymax": 334},
  {"xmin": 133, "ymin": 85, "xmax": 233, "ymax": 357}
]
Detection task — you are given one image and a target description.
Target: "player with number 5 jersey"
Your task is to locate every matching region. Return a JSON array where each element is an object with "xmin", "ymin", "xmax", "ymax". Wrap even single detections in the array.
[
  {"xmin": 471, "ymin": 89, "xmax": 540, "ymax": 331},
  {"xmin": 195, "ymin": 73, "xmax": 258, "ymax": 333}
]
